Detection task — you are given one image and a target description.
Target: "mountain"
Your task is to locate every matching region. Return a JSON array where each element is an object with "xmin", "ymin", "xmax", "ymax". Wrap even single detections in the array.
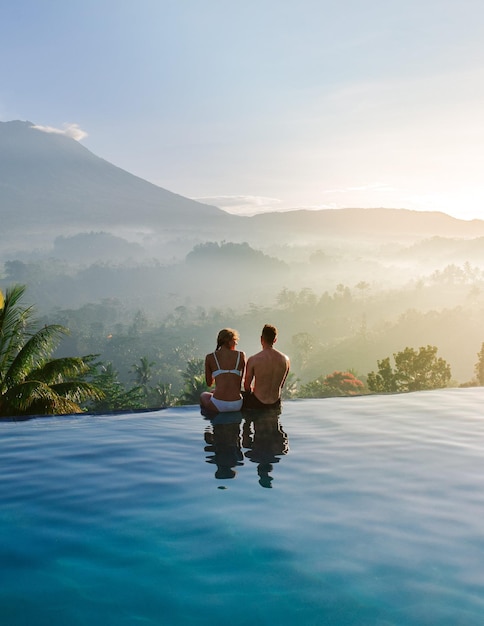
[
  {"xmin": 245, "ymin": 207, "xmax": 484, "ymax": 242},
  {"xmin": 2, "ymin": 119, "xmax": 484, "ymax": 257},
  {"xmin": 0, "ymin": 120, "xmax": 227, "ymax": 243}
]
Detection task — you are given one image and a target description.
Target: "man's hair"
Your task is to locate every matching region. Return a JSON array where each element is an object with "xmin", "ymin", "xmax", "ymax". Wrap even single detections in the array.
[{"xmin": 261, "ymin": 324, "xmax": 277, "ymax": 346}]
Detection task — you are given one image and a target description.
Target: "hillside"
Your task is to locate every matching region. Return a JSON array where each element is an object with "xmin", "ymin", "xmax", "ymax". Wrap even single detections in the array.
[
  {"xmin": 2, "ymin": 119, "xmax": 484, "ymax": 258},
  {"xmin": 0, "ymin": 120, "xmax": 227, "ymax": 248},
  {"xmin": 244, "ymin": 207, "xmax": 484, "ymax": 242}
]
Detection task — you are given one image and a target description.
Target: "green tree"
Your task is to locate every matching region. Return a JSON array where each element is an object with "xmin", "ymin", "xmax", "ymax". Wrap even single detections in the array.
[
  {"xmin": 367, "ymin": 345, "xmax": 451, "ymax": 393},
  {"xmin": 178, "ymin": 358, "xmax": 209, "ymax": 405},
  {"xmin": 88, "ymin": 361, "xmax": 144, "ymax": 412},
  {"xmin": 366, "ymin": 357, "xmax": 398, "ymax": 393},
  {"xmin": 475, "ymin": 343, "xmax": 484, "ymax": 386},
  {"xmin": 291, "ymin": 332, "xmax": 314, "ymax": 372},
  {"xmin": 152, "ymin": 382, "xmax": 177, "ymax": 408},
  {"xmin": 0, "ymin": 285, "xmax": 103, "ymax": 417},
  {"xmin": 131, "ymin": 356, "xmax": 155, "ymax": 397}
]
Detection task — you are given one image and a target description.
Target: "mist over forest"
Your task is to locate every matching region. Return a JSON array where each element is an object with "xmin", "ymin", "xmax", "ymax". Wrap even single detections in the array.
[{"xmin": 1, "ymin": 120, "xmax": 484, "ymax": 396}]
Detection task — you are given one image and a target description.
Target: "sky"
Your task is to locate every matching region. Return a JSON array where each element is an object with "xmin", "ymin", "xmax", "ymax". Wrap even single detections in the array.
[{"xmin": 2, "ymin": 0, "xmax": 484, "ymax": 220}]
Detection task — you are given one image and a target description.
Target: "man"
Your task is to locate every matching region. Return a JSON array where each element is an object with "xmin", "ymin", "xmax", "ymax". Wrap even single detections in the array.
[{"xmin": 243, "ymin": 324, "xmax": 290, "ymax": 410}]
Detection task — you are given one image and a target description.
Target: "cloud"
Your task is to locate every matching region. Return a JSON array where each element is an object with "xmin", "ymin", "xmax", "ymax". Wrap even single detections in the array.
[
  {"xmin": 194, "ymin": 195, "xmax": 282, "ymax": 215},
  {"xmin": 323, "ymin": 183, "xmax": 397, "ymax": 194},
  {"xmin": 30, "ymin": 122, "xmax": 88, "ymax": 141},
  {"xmin": 196, "ymin": 195, "xmax": 343, "ymax": 215}
]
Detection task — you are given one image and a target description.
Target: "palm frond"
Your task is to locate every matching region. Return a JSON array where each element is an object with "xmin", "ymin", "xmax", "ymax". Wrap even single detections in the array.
[
  {"xmin": 0, "ymin": 285, "xmax": 35, "ymax": 375},
  {"xmin": 50, "ymin": 381, "xmax": 105, "ymax": 404},
  {"xmin": 4, "ymin": 324, "xmax": 68, "ymax": 387},
  {"xmin": 28, "ymin": 395, "xmax": 85, "ymax": 416},
  {"xmin": 1, "ymin": 379, "xmax": 102, "ymax": 417},
  {"xmin": 28, "ymin": 357, "xmax": 91, "ymax": 385},
  {"xmin": 1, "ymin": 379, "xmax": 59, "ymax": 415},
  {"xmin": 0, "ymin": 286, "xmax": 104, "ymax": 418},
  {"xmin": 178, "ymin": 374, "xmax": 209, "ymax": 404}
]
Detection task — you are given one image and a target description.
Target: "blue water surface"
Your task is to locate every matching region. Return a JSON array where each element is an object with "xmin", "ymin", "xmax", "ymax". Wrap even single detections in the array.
[{"xmin": 2, "ymin": 388, "xmax": 484, "ymax": 625}]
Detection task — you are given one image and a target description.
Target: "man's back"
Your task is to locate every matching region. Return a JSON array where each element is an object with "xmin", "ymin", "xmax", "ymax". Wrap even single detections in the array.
[{"xmin": 245, "ymin": 346, "xmax": 289, "ymax": 405}]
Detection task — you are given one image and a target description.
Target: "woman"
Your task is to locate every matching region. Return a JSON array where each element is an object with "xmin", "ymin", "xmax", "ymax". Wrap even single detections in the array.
[{"xmin": 200, "ymin": 328, "xmax": 246, "ymax": 413}]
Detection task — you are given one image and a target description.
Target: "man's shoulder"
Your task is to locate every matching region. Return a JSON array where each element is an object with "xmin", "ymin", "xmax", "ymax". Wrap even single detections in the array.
[
  {"xmin": 247, "ymin": 350, "xmax": 264, "ymax": 363},
  {"xmin": 249, "ymin": 348, "xmax": 288, "ymax": 363},
  {"xmin": 273, "ymin": 348, "xmax": 289, "ymax": 361}
]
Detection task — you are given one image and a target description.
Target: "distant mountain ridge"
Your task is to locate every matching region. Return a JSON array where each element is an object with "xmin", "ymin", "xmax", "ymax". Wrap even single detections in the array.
[
  {"xmin": 246, "ymin": 206, "xmax": 484, "ymax": 240},
  {"xmin": 2, "ymin": 119, "xmax": 484, "ymax": 255}
]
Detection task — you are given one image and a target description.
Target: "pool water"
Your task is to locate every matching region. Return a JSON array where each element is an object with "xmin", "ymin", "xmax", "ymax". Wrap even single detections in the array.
[{"xmin": 2, "ymin": 388, "xmax": 484, "ymax": 625}]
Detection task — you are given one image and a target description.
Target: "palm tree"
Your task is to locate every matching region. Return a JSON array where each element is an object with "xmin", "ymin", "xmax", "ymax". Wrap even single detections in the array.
[
  {"xmin": 152, "ymin": 382, "xmax": 176, "ymax": 408},
  {"xmin": 0, "ymin": 284, "xmax": 103, "ymax": 417},
  {"xmin": 88, "ymin": 361, "xmax": 144, "ymax": 412},
  {"xmin": 178, "ymin": 358, "xmax": 209, "ymax": 405},
  {"xmin": 131, "ymin": 356, "xmax": 155, "ymax": 397}
]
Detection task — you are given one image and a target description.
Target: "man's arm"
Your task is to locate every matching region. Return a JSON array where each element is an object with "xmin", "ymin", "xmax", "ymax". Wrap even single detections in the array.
[
  {"xmin": 244, "ymin": 357, "xmax": 254, "ymax": 392},
  {"xmin": 281, "ymin": 357, "xmax": 290, "ymax": 388}
]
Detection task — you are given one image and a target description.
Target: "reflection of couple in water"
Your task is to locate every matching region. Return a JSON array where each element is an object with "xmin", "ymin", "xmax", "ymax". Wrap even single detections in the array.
[
  {"xmin": 204, "ymin": 414, "xmax": 244, "ymax": 480},
  {"xmin": 242, "ymin": 408, "xmax": 289, "ymax": 487},
  {"xmin": 204, "ymin": 408, "xmax": 289, "ymax": 487}
]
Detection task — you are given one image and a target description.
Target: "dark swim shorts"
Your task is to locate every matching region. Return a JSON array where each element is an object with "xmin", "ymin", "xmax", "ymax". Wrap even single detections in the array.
[{"xmin": 242, "ymin": 391, "xmax": 281, "ymax": 411}]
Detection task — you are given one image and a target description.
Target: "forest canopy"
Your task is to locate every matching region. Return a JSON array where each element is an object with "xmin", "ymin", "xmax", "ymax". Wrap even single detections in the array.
[{"xmin": 1, "ymin": 233, "xmax": 484, "ymax": 412}]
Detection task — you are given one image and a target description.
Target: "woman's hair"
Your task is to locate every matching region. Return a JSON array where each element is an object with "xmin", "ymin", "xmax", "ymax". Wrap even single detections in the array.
[{"xmin": 216, "ymin": 328, "xmax": 239, "ymax": 350}]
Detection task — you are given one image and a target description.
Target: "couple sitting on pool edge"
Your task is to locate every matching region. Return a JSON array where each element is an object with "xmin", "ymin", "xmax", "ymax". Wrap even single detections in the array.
[{"xmin": 200, "ymin": 324, "xmax": 290, "ymax": 414}]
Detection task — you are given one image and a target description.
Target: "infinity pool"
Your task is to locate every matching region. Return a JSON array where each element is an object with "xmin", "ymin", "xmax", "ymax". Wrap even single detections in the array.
[{"xmin": 2, "ymin": 389, "xmax": 484, "ymax": 625}]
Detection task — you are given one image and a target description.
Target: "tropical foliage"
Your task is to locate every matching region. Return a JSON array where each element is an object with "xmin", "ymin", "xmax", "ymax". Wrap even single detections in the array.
[
  {"xmin": 88, "ymin": 361, "xmax": 145, "ymax": 412},
  {"xmin": 177, "ymin": 358, "xmax": 209, "ymax": 405},
  {"xmin": 281, "ymin": 372, "xmax": 299, "ymax": 399},
  {"xmin": 0, "ymin": 285, "xmax": 103, "ymax": 417},
  {"xmin": 367, "ymin": 345, "xmax": 452, "ymax": 393},
  {"xmin": 475, "ymin": 342, "xmax": 484, "ymax": 386},
  {"xmin": 299, "ymin": 370, "xmax": 364, "ymax": 398},
  {"xmin": 0, "ymin": 279, "xmax": 478, "ymax": 412}
]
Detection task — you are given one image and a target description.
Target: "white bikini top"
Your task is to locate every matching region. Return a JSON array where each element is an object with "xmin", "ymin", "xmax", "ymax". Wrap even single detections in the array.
[{"xmin": 212, "ymin": 350, "xmax": 242, "ymax": 377}]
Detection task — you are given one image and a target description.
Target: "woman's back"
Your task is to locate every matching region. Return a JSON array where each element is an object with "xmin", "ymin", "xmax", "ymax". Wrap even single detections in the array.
[
  {"xmin": 206, "ymin": 348, "xmax": 245, "ymax": 400},
  {"xmin": 201, "ymin": 328, "xmax": 245, "ymax": 413}
]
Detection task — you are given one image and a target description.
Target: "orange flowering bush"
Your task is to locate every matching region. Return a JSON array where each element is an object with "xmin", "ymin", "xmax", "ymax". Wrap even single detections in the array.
[{"xmin": 299, "ymin": 370, "xmax": 364, "ymax": 398}]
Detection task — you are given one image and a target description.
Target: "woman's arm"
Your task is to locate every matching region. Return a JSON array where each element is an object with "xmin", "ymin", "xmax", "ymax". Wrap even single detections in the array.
[{"xmin": 205, "ymin": 354, "xmax": 214, "ymax": 387}]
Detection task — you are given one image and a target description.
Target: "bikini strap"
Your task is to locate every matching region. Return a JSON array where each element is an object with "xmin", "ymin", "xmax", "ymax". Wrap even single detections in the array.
[
  {"xmin": 213, "ymin": 351, "xmax": 221, "ymax": 369},
  {"xmin": 234, "ymin": 351, "xmax": 240, "ymax": 370}
]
